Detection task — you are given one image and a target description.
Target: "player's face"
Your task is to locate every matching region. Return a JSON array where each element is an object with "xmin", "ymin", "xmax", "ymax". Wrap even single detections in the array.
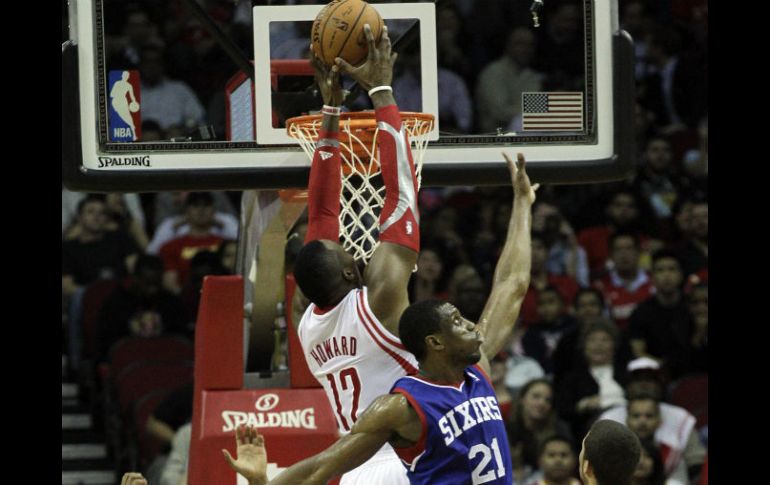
[
  {"xmin": 439, "ymin": 304, "xmax": 483, "ymax": 365},
  {"xmin": 627, "ymin": 400, "xmax": 661, "ymax": 440},
  {"xmin": 322, "ymin": 240, "xmax": 363, "ymax": 287},
  {"xmin": 540, "ymin": 441, "xmax": 576, "ymax": 482}
]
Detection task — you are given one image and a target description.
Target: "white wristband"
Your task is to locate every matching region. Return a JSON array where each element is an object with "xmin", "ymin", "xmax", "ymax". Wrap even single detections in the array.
[
  {"xmin": 368, "ymin": 85, "xmax": 393, "ymax": 97},
  {"xmin": 321, "ymin": 105, "xmax": 341, "ymax": 116}
]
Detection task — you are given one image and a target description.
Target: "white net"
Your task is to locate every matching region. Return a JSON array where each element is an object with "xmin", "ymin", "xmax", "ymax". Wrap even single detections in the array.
[{"xmin": 288, "ymin": 112, "xmax": 433, "ymax": 263}]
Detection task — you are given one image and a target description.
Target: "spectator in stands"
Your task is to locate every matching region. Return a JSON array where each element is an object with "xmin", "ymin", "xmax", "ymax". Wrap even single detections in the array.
[
  {"xmin": 677, "ymin": 199, "xmax": 707, "ymax": 279},
  {"xmin": 507, "ymin": 378, "xmax": 574, "ymax": 476},
  {"xmin": 104, "ymin": 193, "xmax": 150, "ymax": 251},
  {"xmin": 555, "ymin": 320, "xmax": 628, "ymax": 438},
  {"xmin": 532, "ymin": 200, "xmax": 589, "ymax": 287},
  {"xmin": 628, "ymin": 250, "xmax": 693, "ymax": 379},
  {"xmin": 620, "ymin": 0, "xmax": 656, "ymax": 81},
  {"xmin": 531, "ymin": 1, "xmax": 585, "ymax": 90},
  {"xmin": 476, "ymin": 26, "xmax": 543, "ymax": 133},
  {"xmin": 217, "ymin": 239, "xmax": 239, "ymax": 275},
  {"xmin": 684, "ymin": 283, "xmax": 708, "ymax": 374},
  {"xmin": 578, "ymin": 189, "xmax": 656, "ymax": 281},
  {"xmin": 106, "ymin": 5, "xmax": 159, "ymax": 69},
  {"xmin": 638, "ymin": 26, "xmax": 707, "ymax": 132},
  {"xmin": 156, "ymin": 192, "xmax": 228, "ymax": 293},
  {"xmin": 138, "ymin": 42, "xmax": 206, "ymax": 138},
  {"xmin": 145, "ymin": 383, "xmax": 194, "ymax": 484},
  {"xmin": 600, "ymin": 358, "xmax": 705, "ymax": 483},
  {"xmin": 594, "ymin": 232, "xmax": 654, "ymax": 330},
  {"xmin": 526, "ymin": 435, "xmax": 581, "ymax": 485},
  {"xmin": 446, "ymin": 264, "xmax": 488, "ymax": 323},
  {"xmin": 409, "ymin": 247, "xmax": 449, "ymax": 302},
  {"xmin": 521, "ymin": 287, "xmax": 578, "ymax": 375},
  {"xmin": 435, "ymin": 2, "xmax": 473, "ymax": 85},
  {"xmin": 180, "ymin": 250, "xmax": 226, "ymax": 320},
  {"xmin": 490, "ymin": 351, "xmax": 514, "ymax": 421},
  {"xmin": 151, "ymin": 191, "xmax": 238, "ymax": 237},
  {"xmin": 392, "ymin": 46, "xmax": 473, "ymax": 133},
  {"xmin": 520, "ymin": 233, "xmax": 580, "ymax": 327},
  {"xmin": 625, "ymin": 394, "xmax": 705, "ymax": 484},
  {"xmin": 62, "ymin": 195, "xmax": 139, "ymax": 298},
  {"xmin": 631, "ymin": 438, "xmax": 666, "ymax": 485},
  {"xmin": 633, "ymin": 136, "xmax": 682, "ymax": 238},
  {"xmin": 95, "ymin": 255, "xmax": 191, "ymax": 362},
  {"xmin": 159, "ymin": 421, "xmax": 192, "ymax": 485}
]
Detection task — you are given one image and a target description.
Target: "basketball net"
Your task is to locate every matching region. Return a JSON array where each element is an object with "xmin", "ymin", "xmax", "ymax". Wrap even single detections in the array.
[{"xmin": 287, "ymin": 111, "xmax": 434, "ymax": 263}]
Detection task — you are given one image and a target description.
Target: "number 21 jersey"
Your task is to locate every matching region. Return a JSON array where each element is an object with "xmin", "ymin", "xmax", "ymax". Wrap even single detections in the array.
[{"xmin": 391, "ymin": 365, "xmax": 513, "ymax": 485}]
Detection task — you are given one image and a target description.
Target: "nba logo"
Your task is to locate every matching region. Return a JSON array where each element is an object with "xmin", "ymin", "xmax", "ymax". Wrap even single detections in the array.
[{"xmin": 108, "ymin": 70, "xmax": 142, "ymax": 142}]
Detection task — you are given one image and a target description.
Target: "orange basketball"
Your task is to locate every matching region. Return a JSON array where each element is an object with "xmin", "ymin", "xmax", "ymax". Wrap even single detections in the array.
[{"xmin": 312, "ymin": 0, "xmax": 384, "ymax": 67}]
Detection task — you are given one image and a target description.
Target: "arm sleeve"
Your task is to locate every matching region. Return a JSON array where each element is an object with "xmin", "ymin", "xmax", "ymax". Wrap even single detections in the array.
[
  {"xmin": 375, "ymin": 104, "xmax": 420, "ymax": 252},
  {"xmin": 305, "ymin": 129, "xmax": 342, "ymax": 243}
]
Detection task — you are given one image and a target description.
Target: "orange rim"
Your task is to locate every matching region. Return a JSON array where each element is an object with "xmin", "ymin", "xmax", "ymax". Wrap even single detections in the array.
[{"xmin": 287, "ymin": 111, "xmax": 434, "ymax": 162}]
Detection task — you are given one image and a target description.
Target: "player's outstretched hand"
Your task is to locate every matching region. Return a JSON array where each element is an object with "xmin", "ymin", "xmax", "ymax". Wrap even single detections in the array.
[
  {"xmin": 310, "ymin": 45, "xmax": 344, "ymax": 106},
  {"xmin": 120, "ymin": 472, "xmax": 147, "ymax": 485},
  {"xmin": 503, "ymin": 152, "xmax": 539, "ymax": 205},
  {"xmin": 335, "ymin": 24, "xmax": 396, "ymax": 92},
  {"xmin": 222, "ymin": 425, "xmax": 269, "ymax": 485}
]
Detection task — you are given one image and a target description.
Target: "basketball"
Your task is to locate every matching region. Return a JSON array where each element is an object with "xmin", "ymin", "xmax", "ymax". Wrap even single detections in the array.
[
  {"xmin": 312, "ymin": 0, "xmax": 384, "ymax": 67},
  {"xmin": 129, "ymin": 101, "xmax": 140, "ymax": 113}
]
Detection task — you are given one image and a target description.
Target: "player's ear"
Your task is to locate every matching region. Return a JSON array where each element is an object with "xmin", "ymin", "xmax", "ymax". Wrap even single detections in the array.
[
  {"xmin": 425, "ymin": 334, "xmax": 443, "ymax": 352},
  {"xmin": 342, "ymin": 267, "xmax": 357, "ymax": 282},
  {"xmin": 582, "ymin": 459, "xmax": 593, "ymax": 479}
]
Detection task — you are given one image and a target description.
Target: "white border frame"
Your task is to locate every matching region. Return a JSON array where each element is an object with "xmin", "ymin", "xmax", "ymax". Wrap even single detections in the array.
[
  {"xmin": 253, "ymin": 3, "xmax": 440, "ymax": 144},
  {"xmin": 74, "ymin": 0, "xmax": 616, "ymax": 172}
]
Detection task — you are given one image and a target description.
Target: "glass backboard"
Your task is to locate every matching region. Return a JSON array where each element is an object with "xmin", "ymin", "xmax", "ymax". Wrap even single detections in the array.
[{"xmin": 62, "ymin": 0, "xmax": 635, "ymax": 191}]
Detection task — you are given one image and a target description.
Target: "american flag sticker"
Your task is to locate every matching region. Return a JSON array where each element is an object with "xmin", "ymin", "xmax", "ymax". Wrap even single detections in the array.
[{"xmin": 522, "ymin": 92, "xmax": 584, "ymax": 131}]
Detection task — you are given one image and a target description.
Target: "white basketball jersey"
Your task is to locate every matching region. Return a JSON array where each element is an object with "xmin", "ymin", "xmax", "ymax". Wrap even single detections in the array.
[
  {"xmin": 298, "ymin": 287, "xmax": 416, "ymax": 483},
  {"xmin": 298, "ymin": 286, "xmax": 419, "ymax": 434}
]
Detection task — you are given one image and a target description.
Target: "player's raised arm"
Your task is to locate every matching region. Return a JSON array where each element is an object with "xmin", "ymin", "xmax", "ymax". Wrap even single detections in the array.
[
  {"xmin": 477, "ymin": 153, "xmax": 539, "ymax": 361},
  {"xmin": 304, "ymin": 50, "xmax": 345, "ymax": 244},
  {"xmin": 224, "ymin": 394, "xmax": 420, "ymax": 485},
  {"xmin": 336, "ymin": 25, "xmax": 419, "ymax": 334}
]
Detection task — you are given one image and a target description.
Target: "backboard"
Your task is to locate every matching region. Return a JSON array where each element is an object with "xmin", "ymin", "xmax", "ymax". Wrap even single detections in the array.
[{"xmin": 62, "ymin": 0, "xmax": 634, "ymax": 192}]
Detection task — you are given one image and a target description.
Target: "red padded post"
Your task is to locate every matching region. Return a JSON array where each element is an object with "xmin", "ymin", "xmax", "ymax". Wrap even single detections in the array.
[{"xmin": 189, "ymin": 275, "xmax": 244, "ymax": 485}]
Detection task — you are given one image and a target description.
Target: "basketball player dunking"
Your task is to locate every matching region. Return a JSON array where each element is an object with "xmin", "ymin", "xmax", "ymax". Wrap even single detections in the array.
[
  {"xmin": 242, "ymin": 24, "xmax": 535, "ymax": 484},
  {"xmin": 223, "ymin": 142, "xmax": 539, "ymax": 484}
]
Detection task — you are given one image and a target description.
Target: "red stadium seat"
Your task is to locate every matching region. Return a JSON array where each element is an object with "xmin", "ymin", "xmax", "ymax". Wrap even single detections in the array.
[
  {"xmin": 669, "ymin": 373, "xmax": 708, "ymax": 428},
  {"xmin": 132, "ymin": 389, "xmax": 180, "ymax": 467},
  {"xmin": 115, "ymin": 360, "xmax": 194, "ymax": 417},
  {"xmin": 107, "ymin": 335, "xmax": 194, "ymax": 383}
]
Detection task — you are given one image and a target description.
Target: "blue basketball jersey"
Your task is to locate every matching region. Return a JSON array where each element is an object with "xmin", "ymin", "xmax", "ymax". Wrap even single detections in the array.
[{"xmin": 390, "ymin": 365, "xmax": 513, "ymax": 485}]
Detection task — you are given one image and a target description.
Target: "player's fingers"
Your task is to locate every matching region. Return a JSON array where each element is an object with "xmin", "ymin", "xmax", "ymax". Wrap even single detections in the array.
[
  {"xmin": 235, "ymin": 425, "xmax": 243, "ymax": 445},
  {"xmin": 334, "ymin": 57, "xmax": 355, "ymax": 75},
  {"xmin": 532, "ymin": 183, "xmax": 541, "ymax": 192},
  {"xmin": 391, "ymin": 51, "xmax": 398, "ymax": 66},
  {"xmin": 382, "ymin": 25, "xmax": 392, "ymax": 54},
  {"xmin": 256, "ymin": 433, "xmax": 265, "ymax": 447},
  {"xmin": 222, "ymin": 449, "xmax": 237, "ymax": 467},
  {"xmin": 502, "ymin": 152, "xmax": 516, "ymax": 175},
  {"xmin": 516, "ymin": 152, "xmax": 526, "ymax": 172},
  {"xmin": 364, "ymin": 24, "xmax": 378, "ymax": 60}
]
